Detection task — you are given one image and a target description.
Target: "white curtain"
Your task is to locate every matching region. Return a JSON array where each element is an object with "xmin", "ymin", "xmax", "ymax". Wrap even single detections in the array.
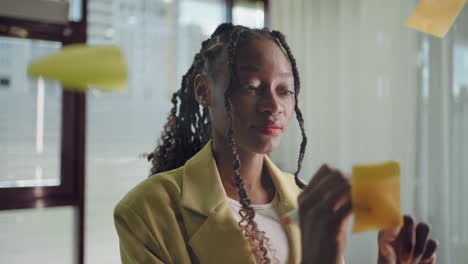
[
  {"xmin": 270, "ymin": 0, "xmax": 468, "ymax": 263},
  {"xmin": 416, "ymin": 6, "xmax": 468, "ymax": 263},
  {"xmin": 269, "ymin": 0, "xmax": 421, "ymax": 263}
]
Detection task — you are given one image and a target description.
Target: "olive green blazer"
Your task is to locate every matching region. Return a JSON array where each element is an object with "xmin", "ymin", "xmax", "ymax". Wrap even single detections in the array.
[{"xmin": 114, "ymin": 140, "xmax": 304, "ymax": 264}]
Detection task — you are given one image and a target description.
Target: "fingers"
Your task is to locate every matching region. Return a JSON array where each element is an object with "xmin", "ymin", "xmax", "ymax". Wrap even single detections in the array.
[
  {"xmin": 300, "ymin": 164, "xmax": 349, "ymax": 195},
  {"xmin": 420, "ymin": 239, "xmax": 437, "ymax": 263},
  {"xmin": 334, "ymin": 200, "xmax": 352, "ymax": 241},
  {"xmin": 392, "ymin": 216, "xmax": 437, "ymax": 264},
  {"xmin": 379, "ymin": 226, "xmax": 402, "ymax": 244},
  {"xmin": 421, "ymin": 254, "xmax": 436, "ymax": 264},
  {"xmin": 396, "ymin": 215, "xmax": 415, "ymax": 262},
  {"xmin": 334, "ymin": 200, "xmax": 352, "ymax": 220},
  {"xmin": 420, "ymin": 253, "xmax": 436, "ymax": 264},
  {"xmin": 307, "ymin": 164, "xmax": 334, "ymax": 187},
  {"xmin": 323, "ymin": 180, "xmax": 351, "ymax": 212},
  {"xmin": 298, "ymin": 165, "xmax": 352, "ymax": 235},
  {"xmin": 299, "ymin": 169, "xmax": 349, "ymax": 209},
  {"xmin": 412, "ymin": 223, "xmax": 430, "ymax": 262},
  {"xmin": 309, "ymin": 171, "xmax": 345, "ymax": 200},
  {"xmin": 300, "ymin": 171, "xmax": 350, "ymax": 215},
  {"xmin": 298, "ymin": 163, "xmax": 352, "ymax": 253},
  {"xmin": 298, "ymin": 165, "xmax": 334, "ymax": 206},
  {"xmin": 378, "ymin": 226, "xmax": 402, "ymax": 259}
]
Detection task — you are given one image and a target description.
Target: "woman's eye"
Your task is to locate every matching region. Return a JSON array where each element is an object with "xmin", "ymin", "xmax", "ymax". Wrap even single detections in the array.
[
  {"xmin": 245, "ymin": 85, "xmax": 260, "ymax": 92},
  {"xmin": 280, "ymin": 89, "xmax": 295, "ymax": 96}
]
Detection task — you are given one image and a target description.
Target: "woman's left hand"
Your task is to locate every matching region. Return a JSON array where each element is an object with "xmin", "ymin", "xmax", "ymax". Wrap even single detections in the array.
[{"xmin": 377, "ymin": 215, "xmax": 438, "ymax": 264}]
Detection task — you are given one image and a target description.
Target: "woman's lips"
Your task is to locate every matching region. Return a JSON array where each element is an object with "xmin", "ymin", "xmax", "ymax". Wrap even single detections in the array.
[{"xmin": 258, "ymin": 126, "xmax": 282, "ymax": 136}]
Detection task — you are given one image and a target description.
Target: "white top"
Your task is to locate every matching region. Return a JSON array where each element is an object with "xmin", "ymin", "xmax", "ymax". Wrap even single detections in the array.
[{"xmin": 227, "ymin": 193, "xmax": 289, "ymax": 264}]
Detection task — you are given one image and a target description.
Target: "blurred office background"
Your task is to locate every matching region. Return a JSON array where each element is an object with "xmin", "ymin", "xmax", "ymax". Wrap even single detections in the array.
[{"xmin": 0, "ymin": 0, "xmax": 467, "ymax": 263}]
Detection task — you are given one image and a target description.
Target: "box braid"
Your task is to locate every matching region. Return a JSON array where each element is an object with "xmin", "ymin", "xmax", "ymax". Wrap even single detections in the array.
[
  {"xmin": 270, "ymin": 30, "xmax": 308, "ymax": 189},
  {"xmin": 147, "ymin": 23, "xmax": 308, "ymax": 263},
  {"xmin": 224, "ymin": 26, "xmax": 273, "ymax": 263},
  {"xmin": 147, "ymin": 42, "xmax": 212, "ymax": 175}
]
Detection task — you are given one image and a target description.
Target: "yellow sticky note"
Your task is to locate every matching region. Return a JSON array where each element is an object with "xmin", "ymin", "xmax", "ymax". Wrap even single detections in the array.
[
  {"xmin": 405, "ymin": 0, "xmax": 467, "ymax": 38},
  {"xmin": 28, "ymin": 44, "xmax": 127, "ymax": 92},
  {"xmin": 351, "ymin": 161, "xmax": 403, "ymax": 233}
]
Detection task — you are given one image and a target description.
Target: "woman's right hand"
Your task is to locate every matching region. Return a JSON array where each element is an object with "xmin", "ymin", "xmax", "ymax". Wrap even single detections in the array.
[{"xmin": 298, "ymin": 164, "xmax": 353, "ymax": 264}]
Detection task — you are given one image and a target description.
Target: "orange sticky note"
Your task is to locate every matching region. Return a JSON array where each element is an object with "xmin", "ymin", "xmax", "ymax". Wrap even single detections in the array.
[
  {"xmin": 405, "ymin": 0, "xmax": 467, "ymax": 38},
  {"xmin": 351, "ymin": 161, "xmax": 403, "ymax": 233}
]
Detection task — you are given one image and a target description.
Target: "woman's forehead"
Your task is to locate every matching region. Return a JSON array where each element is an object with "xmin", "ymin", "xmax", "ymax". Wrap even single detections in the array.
[{"xmin": 235, "ymin": 39, "xmax": 291, "ymax": 74}]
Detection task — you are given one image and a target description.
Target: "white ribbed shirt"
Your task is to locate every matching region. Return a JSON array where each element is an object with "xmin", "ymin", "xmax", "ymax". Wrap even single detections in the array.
[{"xmin": 227, "ymin": 193, "xmax": 289, "ymax": 264}]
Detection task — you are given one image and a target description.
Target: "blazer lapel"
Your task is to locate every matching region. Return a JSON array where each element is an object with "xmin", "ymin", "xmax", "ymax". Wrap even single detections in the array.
[
  {"xmin": 264, "ymin": 155, "xmax": 304, "ymax": 264},
  {"xmin": 187, "ymin": 202, "xmax": 257, "ymax": 264},
  {"xmin": 180, "ymin": 141, "xmax": 256, "ymax": 264},
  {"xmin": 180, "ymin": 140, "xmax": 304, "ymax": 264}
]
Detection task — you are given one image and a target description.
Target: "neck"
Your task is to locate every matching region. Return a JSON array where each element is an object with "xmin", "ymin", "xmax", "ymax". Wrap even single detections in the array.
[{"xmin": 211, "ymin": 135, "xmax": 275, "ymax": 204}]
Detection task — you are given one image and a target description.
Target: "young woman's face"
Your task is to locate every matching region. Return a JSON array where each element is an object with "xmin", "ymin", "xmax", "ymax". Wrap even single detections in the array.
[{"xmin": 209, "ymin": 38, "xmax": 296, "ymax": 154}]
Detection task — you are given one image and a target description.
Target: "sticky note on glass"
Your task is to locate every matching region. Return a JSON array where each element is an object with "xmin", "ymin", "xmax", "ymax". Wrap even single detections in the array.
[
  {"xmin": 351, "ymin": 161, "xmax": 403, "ymax": 233},
  {"xmin": 405, "ymin": 0, "xmax": 467, "ymax": 38},
  {"xmin": 28, "ymin": 44, "xmax": 127, "ymax": 92}
]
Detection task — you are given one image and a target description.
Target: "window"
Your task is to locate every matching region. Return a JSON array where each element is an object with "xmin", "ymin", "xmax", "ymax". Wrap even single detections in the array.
[
  {"xmin": 85, "ymin": 0, "xmax": 227, "ymax": 262},
  {"xmin": 0, "ymin": 1, "xmax": 86, "ymax": 264},
  {"xmin": 233, "ymin": 0, "xmax": 265, "ymax": 28}
]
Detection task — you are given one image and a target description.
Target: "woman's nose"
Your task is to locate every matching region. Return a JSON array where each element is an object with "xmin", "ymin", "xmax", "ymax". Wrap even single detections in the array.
[{"xmin": 257, "ymin": 92, "xmax": 283, "ymax": 115}]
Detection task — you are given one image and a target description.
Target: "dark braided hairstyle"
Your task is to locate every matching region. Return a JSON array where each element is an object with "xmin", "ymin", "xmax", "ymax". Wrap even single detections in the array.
[
  {"xmin": 147, "ymin": 23, "xmax": 308, "ymax": 263},
  {"xmin": 270, "ymin": 30, "xmax": 307, "ymax": 189}
]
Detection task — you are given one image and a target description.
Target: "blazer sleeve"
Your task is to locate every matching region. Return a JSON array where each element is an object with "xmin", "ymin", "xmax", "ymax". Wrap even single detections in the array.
[{"xmin": 114, "ymin": 202, "xmax": 167, "ymax": 264}]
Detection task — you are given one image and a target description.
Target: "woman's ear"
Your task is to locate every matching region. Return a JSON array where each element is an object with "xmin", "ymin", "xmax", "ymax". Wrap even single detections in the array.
[{"xmin": 194, "ymin": 74, "xmax": 211, "ymax": 107}]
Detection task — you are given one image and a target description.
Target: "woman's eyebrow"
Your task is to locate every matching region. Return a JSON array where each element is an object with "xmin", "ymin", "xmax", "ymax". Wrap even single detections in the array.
[
  {"xmin": 239, "ymin": 65, "xmax": 293, "ymax": 77},
  {"xmin": 239, "ymin": 65, "xmax": 259, "ymax": 72}
]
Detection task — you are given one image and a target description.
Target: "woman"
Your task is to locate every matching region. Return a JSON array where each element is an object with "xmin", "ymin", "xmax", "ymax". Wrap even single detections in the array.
[{"xmin": 114, "ymin": 23, "xmax": 437, "ymax": 264}]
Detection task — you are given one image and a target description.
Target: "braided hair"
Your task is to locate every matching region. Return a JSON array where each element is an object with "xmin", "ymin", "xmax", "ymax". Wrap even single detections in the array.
[{"xmin": 147, "ymin": 23, "xmax": 308, "ymax": 263}]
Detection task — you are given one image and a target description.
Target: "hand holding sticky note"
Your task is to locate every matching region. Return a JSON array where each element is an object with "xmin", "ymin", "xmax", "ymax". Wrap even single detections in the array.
[
  {"xmin": 405, "ymin": 0, "xmax": 467, "ymax": 38},
  {"xmin": 283, "ymin": 161, "xmax": 403, "ymax": 233},
  {"xmin": 28, "ymin": 44, "xmax": 127, "ymax": 92}
]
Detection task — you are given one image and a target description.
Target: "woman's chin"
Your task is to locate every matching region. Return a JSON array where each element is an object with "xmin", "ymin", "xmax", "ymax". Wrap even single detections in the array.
[{"xmin": 242, "ymin": 136, "xmax": 282, "ymax": 154}]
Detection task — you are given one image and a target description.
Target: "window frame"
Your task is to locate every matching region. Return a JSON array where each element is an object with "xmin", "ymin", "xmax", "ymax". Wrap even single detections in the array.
[{"xmin": 0, "ymin": 2, "xmax": 88, "ymax": 264}]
